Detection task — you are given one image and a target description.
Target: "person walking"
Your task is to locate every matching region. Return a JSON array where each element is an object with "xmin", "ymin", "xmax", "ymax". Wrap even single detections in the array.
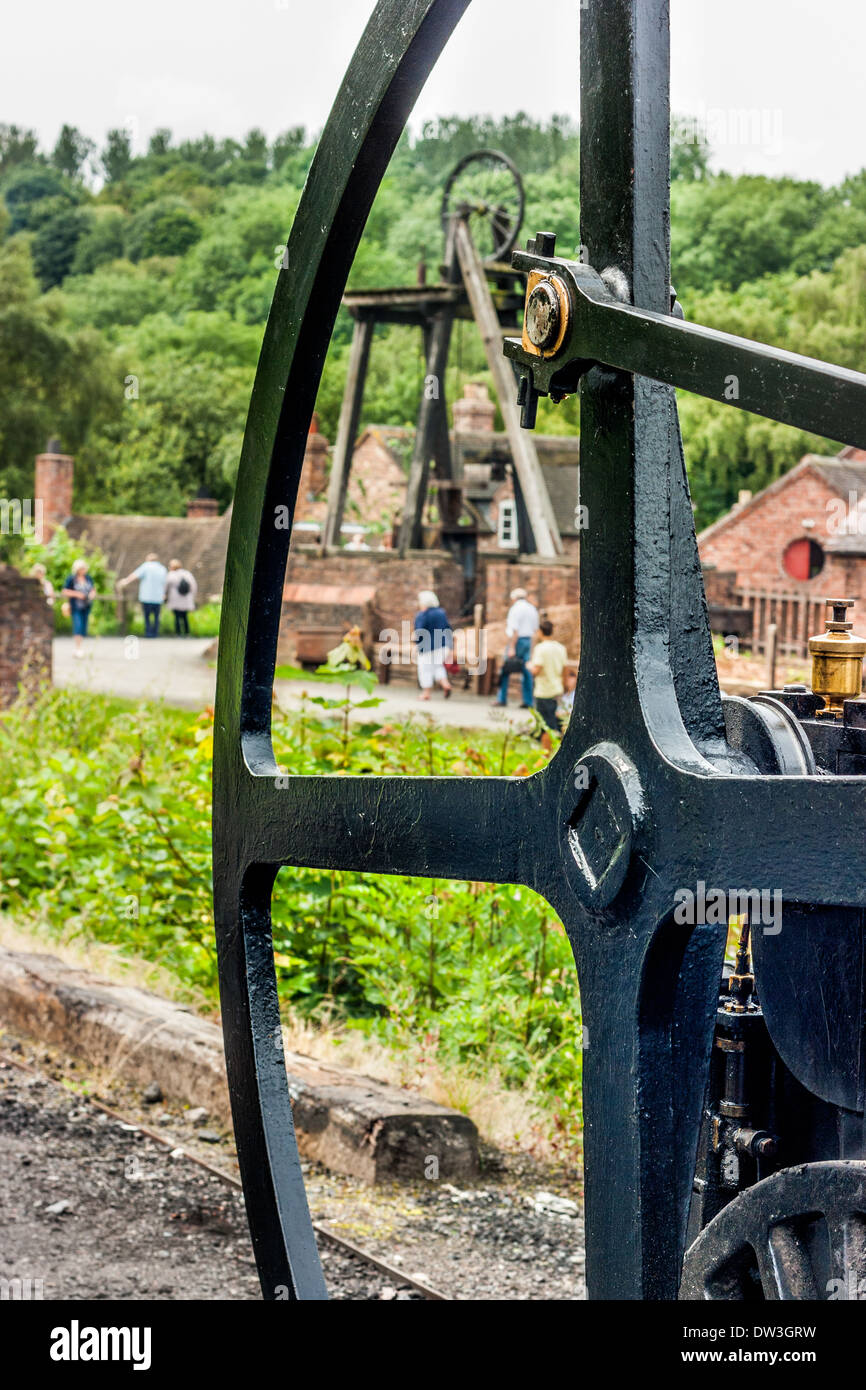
[
  {"xmin": 31, "ymin": 562, "xmax": 55, "ymax": 607},
  {"xmin": 164, "ymin": 559, "xmax": 198, "ymax": 636},
  {"xmin": 495, "ymin": 587, "xmax": 539, "ymax": 708},
  {"xmin": 528, "ymin": 619, "xmax": 569, "ymax": 732},
  {"xmin": 413, "ymin": 590, "xmax": 453, "ymax": 701},
  {"xmin": 61, "ymin": 558, "xmax": 95, "ymax": 657},
  {"xmin": 118, "ymin": 552, "xmax": 168, "ymax": 638}
]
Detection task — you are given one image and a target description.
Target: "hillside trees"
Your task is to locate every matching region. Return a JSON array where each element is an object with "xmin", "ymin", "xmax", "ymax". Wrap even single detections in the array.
[{"xmin": 1, "ymin": 112, "xmax": 865, "ymax": 521}]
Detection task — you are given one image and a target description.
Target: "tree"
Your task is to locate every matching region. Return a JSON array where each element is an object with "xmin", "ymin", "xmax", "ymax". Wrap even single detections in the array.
[
  {"xmin": 1, "ymin": 164, "xmax": 74, "ymax": 233},
  {"xmin": 51, "ymin": 124, "xmax": 95, "ymax": 180},
  {"xmin": 102, "ymin": 128, "xmax": 133, "ymax": 184},
  {"xmin": 0, "ymin": 238, "xmax": 121, "ymax": 502},
  {"xmin": 148, "ymin": 129, "xmax": 173, "ymax": 158},
  {"xmin": 69, "ymin": 208, "xmax": 127, "ymax": 276},
  {"xmin": 124, "ymin": 196, "xmax": 202, "ymax": 261},
  {"xmin": 31, "ymin": 206, "xmax": 92, "ymax": 288},
  {"xmin": 670, "ymin": 116, "xmax": 710, "ymax": 181},
  {"xmin": 0, "ymin": 124, "xmax": 41, "ymax": 177}
]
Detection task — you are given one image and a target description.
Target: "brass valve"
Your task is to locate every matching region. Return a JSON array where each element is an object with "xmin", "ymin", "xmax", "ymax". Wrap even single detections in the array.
[{"xmin": 809, "ymin": 599, "xmax": 866, "ymax": 715}]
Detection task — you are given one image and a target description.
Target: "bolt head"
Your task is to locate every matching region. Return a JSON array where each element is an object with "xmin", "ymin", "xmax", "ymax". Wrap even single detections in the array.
[{"xmin": 526, "ymin": 281, "xmax": 560, "ymax": 350}]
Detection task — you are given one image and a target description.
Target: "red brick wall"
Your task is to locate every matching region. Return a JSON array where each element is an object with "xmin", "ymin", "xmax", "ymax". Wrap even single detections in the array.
[
  {"xmin": 0, "ymin": 568, "xmax": 53, "ymax": 707},
  {"xmin": 699, "ymin": 468, "xmax": 866, "ymax": 601},
  {"xmin": 481, "ymin": 557, "xmax": 580, "ymax": 624},
  {"xmin": 281, "ymin": 550, "xmax": 465, "ymax": 653}
]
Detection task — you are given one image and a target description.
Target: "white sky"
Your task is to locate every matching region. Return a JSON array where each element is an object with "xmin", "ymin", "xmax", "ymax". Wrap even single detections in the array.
[{"xmin": 3, "ymin": 0, "xmax": 865, "ymax": 185}]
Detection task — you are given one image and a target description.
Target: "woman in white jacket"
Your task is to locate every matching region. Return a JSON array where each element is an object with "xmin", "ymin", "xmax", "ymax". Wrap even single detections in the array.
[{"xmin": 164, "ymin": 559, "xmax": 198, "ymax": 636}]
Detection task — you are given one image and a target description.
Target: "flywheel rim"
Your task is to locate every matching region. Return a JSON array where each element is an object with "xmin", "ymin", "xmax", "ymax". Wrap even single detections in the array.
[{"xmin": 680, "ymin": 1161, "xmax": 866, "ymax": 1301}]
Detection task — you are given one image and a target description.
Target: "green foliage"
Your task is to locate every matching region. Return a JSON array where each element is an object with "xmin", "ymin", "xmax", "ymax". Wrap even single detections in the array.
[
  {"xmin": 31, "ymin": 206, "xmax": 92, "ymax": 288},
  {"xmin": 69, "ymin": 208, "xmax": 127, "ymax": 276},
  {"xmin": 0, "ymin": 124, "xmax": 40, "ymax": 178},
  {"xmin": 101, "ymin": 128, "xmax": 133, "ymax": 184},
  {"xmin": 0, "ymin": 687, "xmax": 582, "ymax": 1138},
  {"xmin": 124, "ymin": 197, "xmax": 203, "ymax": 262},
  {"xmin": 51, "ymin": 125, "xmax": 95, "ymax": 181},
  {"xmin": 19, "ymin": 521, "xmax": 113, "ymax": 593},
  {"xmin": 0, "ymin": 238, "xmax": 122, "ymax": 502},
  {"xmin": 1, "ymin": 163, "xmax": 76, "ymax": 233},
  {"xmin": 61, "ymin": 259, "xmax": 173, "ymax": 334}
]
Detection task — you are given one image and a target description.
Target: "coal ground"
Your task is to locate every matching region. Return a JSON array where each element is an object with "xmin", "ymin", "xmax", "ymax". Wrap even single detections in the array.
[{"xmin": 0, "ymin": 1042, "xmax": 586, "ymax": 1301}]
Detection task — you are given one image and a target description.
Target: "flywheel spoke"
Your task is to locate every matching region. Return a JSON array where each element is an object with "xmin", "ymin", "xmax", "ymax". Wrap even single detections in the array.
[
  {"xmin": 754, "ymin": 1224, "xmax": 819, "ymax": 1301},
  {"xmin": 242, "ymin": 770, "xmax": 537, "ymax": 887}
]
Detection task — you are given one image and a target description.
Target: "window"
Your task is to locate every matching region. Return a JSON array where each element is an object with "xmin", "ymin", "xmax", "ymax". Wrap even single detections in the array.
[
  {"xmin": 497, "ymin": 499, "xmax": 518, "ymax": 550},
  {"xmin": 782, "ymin": 537, "xmax": 825, "ymax": 581}
]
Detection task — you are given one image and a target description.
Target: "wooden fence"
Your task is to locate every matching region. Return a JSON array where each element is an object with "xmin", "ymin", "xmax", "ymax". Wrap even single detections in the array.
[{"xmin": 733, "ymin": 588, "xmax": 828, "ymax": 659}]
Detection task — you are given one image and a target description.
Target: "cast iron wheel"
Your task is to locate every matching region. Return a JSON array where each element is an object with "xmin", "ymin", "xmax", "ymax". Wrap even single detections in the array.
[
  {"xmin": 440, "ymin": 148, "xmax": 525, "ymax": 262},
  {"xmin": 214, "ymin": 0, "xmax": 866, "ymax": 1303},
  {"xmin": 680, "ymin": 1162, "xmax": 866, "ymax": 1300}
]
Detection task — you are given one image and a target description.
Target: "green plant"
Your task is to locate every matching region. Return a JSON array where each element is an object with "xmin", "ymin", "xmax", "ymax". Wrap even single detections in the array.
[{"xmin": 0, "ymin": 684, "xmax": 582, "ymax": 1146}]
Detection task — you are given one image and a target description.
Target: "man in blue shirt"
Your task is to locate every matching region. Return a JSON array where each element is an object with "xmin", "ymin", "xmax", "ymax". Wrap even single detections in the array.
[{"xmin": 118, "ymin": 552, "xmax": 168, "ymax": 638}]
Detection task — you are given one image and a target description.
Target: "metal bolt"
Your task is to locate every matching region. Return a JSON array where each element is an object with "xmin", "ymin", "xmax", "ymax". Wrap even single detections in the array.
[{"xmin": 526, "ymin": 281, "xmax": 560, "ymax": 350}]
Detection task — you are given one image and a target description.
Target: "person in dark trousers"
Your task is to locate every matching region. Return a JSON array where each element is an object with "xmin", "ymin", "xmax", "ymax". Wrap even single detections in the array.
[
  {"xmin": 414, "ymin": 589, "xmax": 453, "ymax": 700},
  {"xmin": 117, "ymin": 553, "xmax": 168, "ymax": 637},
  {"xmin": 164, "ymin": 559, "xmax": 198, "ymax": 636},
  {"xmin": 495, "ymin": 587, "xmax": 540, "ymax": 708},
  {"xmin": 61, "ymin": 559, "xmax": 95, "ymax": 657},
  {"xmin": 528, "ymin": 619, "xmax": 568, "ymax": 732}
]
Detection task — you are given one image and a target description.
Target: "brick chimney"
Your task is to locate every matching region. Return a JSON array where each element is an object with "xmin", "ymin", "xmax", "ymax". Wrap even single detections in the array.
[
  {"xmin": 453, "ymin": 381, "xmax": 495, "ymax": 433},
  {"xmin": 297, "ymin": 413, "xmax": 329, "ymax": 509},
  {"xmin": 186, "ymin": 493, "xmax": 220, "ymax": 518},
  {"xmin": 34, "ymin": 438, "xmax": 74, "ymax": 538}
]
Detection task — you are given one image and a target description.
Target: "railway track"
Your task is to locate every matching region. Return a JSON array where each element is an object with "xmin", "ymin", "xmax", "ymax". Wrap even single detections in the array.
[{"xmin": 0, "ymin": 1048, "xmax": 450, "ymax": 1302}]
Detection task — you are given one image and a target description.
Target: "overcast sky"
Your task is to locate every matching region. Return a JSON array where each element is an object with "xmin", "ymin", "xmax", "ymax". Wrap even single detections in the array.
[{"xmin": 3, "ymin": 0, "xmax": 864, "ymax": 186}]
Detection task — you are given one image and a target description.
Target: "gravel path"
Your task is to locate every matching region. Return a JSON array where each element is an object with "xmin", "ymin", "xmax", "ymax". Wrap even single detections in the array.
[
  {"xmin": 0, "ymin": 1058, "xmax": 417, "ymax": 1301},
  {"xmin": 0, "ymin": 1040, "xmax": 586, "ymax": 1301}
]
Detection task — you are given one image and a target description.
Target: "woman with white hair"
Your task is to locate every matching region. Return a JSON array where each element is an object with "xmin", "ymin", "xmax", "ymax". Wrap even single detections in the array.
[
  {"xmin": 413, "ymin": 590, "xmax": 453, "ymax": 701},
  {"xmin": 60, "ymin": 558, "xmax": 95, "ymax": 657}
]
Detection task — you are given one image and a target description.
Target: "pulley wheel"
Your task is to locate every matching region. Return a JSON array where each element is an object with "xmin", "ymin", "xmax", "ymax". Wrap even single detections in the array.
[{"xmin": 440, "ymin": 148, "xmax": 525, "ymax": 261}]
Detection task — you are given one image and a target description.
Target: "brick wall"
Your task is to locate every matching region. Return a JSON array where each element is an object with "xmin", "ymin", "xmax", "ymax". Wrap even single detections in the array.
[
  {"xmin": 699, "ymin": 465, "xmax": 866, "ymax": 602},
  {"xmin": 0, "ymin": 568, "xmax": 53, "ymax": 707},
  {"xmin": 280, "ymin": 550, "xmax": 466, "ymax": 662},
  {"xmin": 702, "ymin": 566, "xmax": 739, "ymax": 608},
  {"xmin": 481, "ymin": 557, "xmax": 580, "ymax": 624}
]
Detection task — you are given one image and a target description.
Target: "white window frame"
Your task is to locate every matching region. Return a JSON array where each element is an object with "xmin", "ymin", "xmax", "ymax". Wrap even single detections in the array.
[{"xmin": 497, "ymin": 498, "xmax": 519, "ymax": 550}]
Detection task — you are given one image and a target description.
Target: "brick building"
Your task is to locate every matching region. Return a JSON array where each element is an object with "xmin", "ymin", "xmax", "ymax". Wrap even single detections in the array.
[
  {"xmin": 34, "ymin": 442, "xmax": 231, "ymax": 602},
  {"xmin": 698, "ymin": 446, "xmax": 866, "ymax": 654}
]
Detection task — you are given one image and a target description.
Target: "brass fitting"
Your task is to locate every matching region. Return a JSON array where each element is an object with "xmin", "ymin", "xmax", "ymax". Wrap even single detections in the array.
[
  {"xmin": 522, "ymin": 270, "xmax": 571, "ymax": 360},
  {"xmin": 809, "ymin": 599, "xmax": 866, "ymax": 715}
]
